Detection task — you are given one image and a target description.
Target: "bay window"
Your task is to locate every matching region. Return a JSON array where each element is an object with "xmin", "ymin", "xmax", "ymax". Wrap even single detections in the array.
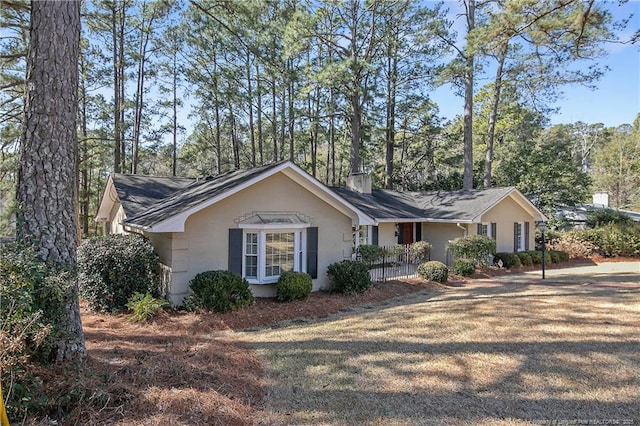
[{"xmin": 242, "ymin": 230, "xmax": 305, "ymax": 283}]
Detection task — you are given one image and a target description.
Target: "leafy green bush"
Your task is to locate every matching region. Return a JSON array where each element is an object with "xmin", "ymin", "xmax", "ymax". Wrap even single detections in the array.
[
  {"xmin": 586, "ymin": 209, "xmax": 632, "ymax": 228},
  {"xmin": 552, "ymin": 250, "xmax": 570, "ymax": 262},
  {"xmin": 78, "ymin": 234, "xmax": 160, "ymax": 312},
  {"xmin": 447, "ymin": 235, "xmax": 496, "ymax": 266},
  {"xmin": 183, "ymin": 270, "xmax": 254, "ymax": 312},
  {"xmin": 493, "ymin": 252, "xmax": 521, "ymax": 269},
  {"xmin": 327, "ymin": 260, "xmax": 372, "ymax": 295},
  {"xmin": 570, "ymin": 223, "xmax": 640, "ymax": 257},
  {"xmin": 409, "ymin": 241, "xmax": 432, "ymax": 263},
  {"xmin": 276, "ymin": 271, "xmax": 312, "ymax": 302},
  {"xmin": 0, "ymin": 243, "xmax": 75, "ymax": 419},
  {"xmin": 598, "ymin": 223, "xmax": 640, "ymax": 257},
  {"xmin": 126, "ymin": 292, "xmax": 170, "ymax": 322},
  {"xmin": 516, "ymin": 251, "xmax": 533, "ymax": 267},
  {"xmin": 357, "ymin": 244, "xmax": 386, "ymax": 264},
  {"xmin": 417, "ymin": 261, "xmax": 448, "ymax": 283},
  {"xmin": 451, "ymin": 258, "xmax": 475, "ymax": 276},
  {"xmin": 527, "ymin": 250, "xmax": 541, "ymax": 264},
  {"xmin": 547, "ymin": 250, "xmax": 559, "ymax": 263}
]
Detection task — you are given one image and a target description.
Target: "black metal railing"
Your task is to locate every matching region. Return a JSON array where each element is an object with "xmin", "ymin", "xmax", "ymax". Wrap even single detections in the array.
[{"xmin": 356, "ymin": 244, "xmax": 427, "ymax": 282}]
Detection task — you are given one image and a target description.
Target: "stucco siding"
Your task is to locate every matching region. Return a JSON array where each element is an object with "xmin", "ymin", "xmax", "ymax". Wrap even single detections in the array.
[
  {"xmin": 479, "ymin": 196, "xmax": 536, "ymax": 252},
  {"xmin": 422, "ymin": 223, "xmax": 467, "ymax": 264},
  {"xmin": 167, "ymin": 171, "xmax": 354, "ymax": 303},
  {"xmin": 377, "ymin": 222, "xmax": 397, "ymax": 247},
  {"xmin": 108, "ymin": 203, "xmax": 126, "ymax": 235}
]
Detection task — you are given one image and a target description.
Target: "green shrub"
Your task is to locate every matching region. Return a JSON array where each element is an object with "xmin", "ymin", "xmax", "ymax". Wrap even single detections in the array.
[
  {"xmin": 327, "ymin": 260, "xmax": 372, "ymax": 295},
  {"xmin": 516, "ymin": 251, "xmax": 533, "ymax": 267},
  {"xmin": 409, "ymin": 241, "xmax": 432, "ymax": 263},
  {"xmin": 276, "ymin": 271, "xmax": 312, "ymax": 302},
  {"xmin": 0, "ymin": 243, "xmax": 75, "ymax": 419},
  {"xmin": 598, "ymin": 223, "xmax": 640, "ymax": 257},
  {"xmin": 493, "ymin": 252, "xmax": 521, "ymax": 269},
  {"xmin": 78, "ymin": 234, "xmax": 160, "ymax": 312},
  {"xmin": 183, "ymin": 270, "xmax": 254, "ymax": 312},
  {"xmin": 357, "ymin": 244, "xmax": 386, "ymax": 264},
  {"xmin": 417, "ymin": 261, "xmax": 448, "ymax": 283},
  {"xmin": 126, "ymin": 292, "xmax": 170, "ymax": 322},
  {"xmin": 548, "ymin": 250, "xmax": 560, "ymax": 264},
  {"xmin": 527, "ymin": 250, "xmax": 541, "ymax": 264},
  {"xmin": 554, "ymin": 250, "xmax": 570, "ymax": 262},
  {"xmin": 447, "ymin": 235, "xmax": 496, "ymax": 266},
  {"xmin": 452, "ymin": 258, "xmax": 475, "ymax": 276},
  {"xmin": 586, "ymin": 209, "xmax": 632, "ymax": 228}
]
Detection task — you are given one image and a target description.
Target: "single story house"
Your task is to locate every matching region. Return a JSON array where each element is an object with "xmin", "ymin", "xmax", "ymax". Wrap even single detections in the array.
[
  {"xmin": 335, "ymin": 173, "xmax": 546, "ymax": 263},
  {"xmin": 96, "ymin": 161, "xmax": 545, "ymax": 304}
]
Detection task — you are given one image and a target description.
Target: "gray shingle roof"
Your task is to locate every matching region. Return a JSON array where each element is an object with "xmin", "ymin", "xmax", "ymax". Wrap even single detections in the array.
[
  {"xmin": 124, "ymin": 161, "xmax": 287, "ymax": 228},
  {"xmin": 112, "ymin": 174, "xmax": 196, "ymax": 219},
  {"xmin": 331, "ymin": 186, "xmax": 516, "ymax": 222},
  {"xmin": 112, "ymin": 161, "xmax": 524, "ymax": 230}
]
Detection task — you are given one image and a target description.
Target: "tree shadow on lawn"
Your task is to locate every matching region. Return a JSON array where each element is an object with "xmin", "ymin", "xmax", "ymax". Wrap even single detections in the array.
[{"xmin": 240, "ymin": 284, "xmax": 640, "ymax": 425}]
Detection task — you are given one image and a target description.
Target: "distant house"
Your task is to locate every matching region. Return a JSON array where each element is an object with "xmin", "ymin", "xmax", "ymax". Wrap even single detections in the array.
[{"xmin": 96, "ymin": 161, "xmax": 546, "ymax": 304}]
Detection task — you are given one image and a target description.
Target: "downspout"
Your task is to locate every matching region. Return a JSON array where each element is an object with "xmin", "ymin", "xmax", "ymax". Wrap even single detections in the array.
[{"xmin": 456, "ymin": 222, "xmax": 467, "ymax": 237}]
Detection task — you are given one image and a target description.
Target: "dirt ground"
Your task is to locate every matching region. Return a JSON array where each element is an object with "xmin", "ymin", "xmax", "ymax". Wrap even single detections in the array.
[{"xmin": 30, "ymin": 257, "xmax": 637, "ymax": 425}]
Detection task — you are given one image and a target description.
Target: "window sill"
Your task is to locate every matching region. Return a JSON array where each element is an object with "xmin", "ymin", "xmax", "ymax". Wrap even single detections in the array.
[{"xmin": 246, "ymin": 278, "xmax": 278, "ymax": 285}]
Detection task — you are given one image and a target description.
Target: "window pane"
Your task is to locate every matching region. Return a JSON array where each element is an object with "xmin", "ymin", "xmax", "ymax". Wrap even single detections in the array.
[
  {"xmin": 245, "ymin": 233, "xmax": 258, "ymax": 278},
  {"xmin": 246, "ymin": 232, "xmax": 258, "ymax": 254},
  {"xmin": 265, "ymin": 232, "xmax": 294, "ymax": 277},
  {"xmin": 245, "ymin": 255, "xmax": 257, "ymax": 278}
]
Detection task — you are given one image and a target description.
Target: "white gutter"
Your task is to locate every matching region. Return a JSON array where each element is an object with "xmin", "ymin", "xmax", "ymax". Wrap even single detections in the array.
[{"xmin": 456, "ymin": 222, "xmax": 467, "ymax": 236}]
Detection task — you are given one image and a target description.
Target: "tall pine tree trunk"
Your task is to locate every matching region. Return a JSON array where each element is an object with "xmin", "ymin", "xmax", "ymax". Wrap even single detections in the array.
[
  {"xmin": 246, "ymin": 52, "xmax": 256, "ymax": 167},
  {"xmin": 462, "ymin": 0, "xmax": 475, "ymax": 190},
  {"xmin": 384, "ymin": 27, "xmax": 398, "ymax": 189},
  {"xmin": 483, "ymin": 42, "xmax": 508, "ymax": 188},
  {"xmin": 255, "ymin": 63, "xmax": 264, "ymax": 165},
  {"xmin": 16, "ymin": 0, "xmax": 85, "ymax": 362},
  {"xmin": 111, "ymin": 1, "xmax": 121, "ymax": 173}
]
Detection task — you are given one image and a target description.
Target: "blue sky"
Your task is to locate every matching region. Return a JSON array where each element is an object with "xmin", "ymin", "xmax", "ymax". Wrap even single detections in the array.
[{"xmin": 431, "ymin": 0, "xmax": 640, "ymax": 128}]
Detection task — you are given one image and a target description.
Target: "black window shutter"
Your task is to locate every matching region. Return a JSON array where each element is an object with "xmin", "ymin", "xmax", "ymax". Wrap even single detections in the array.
[
  {"xmin": 513, "ymin": 223, "xmax": 518, "ymax": 252},
  {"xmin": 524, "ymin": 222, "xmax": 530, "ymax": 250},
  {"xmin": 491, "ymin": 223, "xmax": 497, "ymax": 241},
  {"xmin": 307, "ymin": 227, "xmax": 318, "ymax": 279},
  {"xmin": 416, "ymin": 223, "xmax": 422, "ymax": 241},
  {"xmin": 397, "ymin": 224, "xmax": 404, "ymax": 245},
  {"xmin": 477, "ymin": 223, "xmax": 482, "ymax": 235},
  {"xmin": 372, "ymin": 226, "xmax": 379, "ymax": 246},
  {"xmin": 228, "ymin": 229, "xmax": 243, "ymax": 275}
]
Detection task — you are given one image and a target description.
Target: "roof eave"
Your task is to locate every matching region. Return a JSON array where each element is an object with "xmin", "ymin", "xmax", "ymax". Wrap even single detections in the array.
[
  {"xmin": 143, "ymin": 161, "xmax": 376, "ymax": 233},
  {"xmin": 374, "ymin": 218, "xmax": 475, "ymax": 223}
]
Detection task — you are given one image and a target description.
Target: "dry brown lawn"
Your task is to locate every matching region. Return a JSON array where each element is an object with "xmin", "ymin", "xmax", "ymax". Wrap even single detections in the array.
[
  {"xmin": 28, "ymin": 261, "xmax": 640, "ymax": 425},
  {"xmin": 238, "ymin": 278, "xmax": 640, "ymax": 425}
]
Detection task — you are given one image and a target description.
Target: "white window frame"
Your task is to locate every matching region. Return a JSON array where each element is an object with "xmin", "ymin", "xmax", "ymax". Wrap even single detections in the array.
[
  {"xmin": 353, "ymin": 225, "xmax": 370, "ymax": 251},
  {"xmin": 479, "ymin": 222, "xmax": 495, "ymax": 238},
  {"xmin": 240, "ymin": 225, "xmax": 308, "ymax": 284}
]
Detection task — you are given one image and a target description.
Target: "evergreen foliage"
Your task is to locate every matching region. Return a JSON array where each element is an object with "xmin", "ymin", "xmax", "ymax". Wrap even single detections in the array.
[
  {"xmin": 417, "ymin": 261, "xmax": 448, "ymax": 283},
  {"xmin": 184, "ymin": 270, "xmax": 254, "ymax": 313},
  {"xmin": 447, "ymin": 235, "xmax": 496, "ymax": 266},
  {"xmin": 78, "ymin": 234, "xmax": 161, "ymax": 312},
  {"xmin": 327, "ymin": 260, "xmax": 372, "ymax": 295},
  {"xmin": 276, "ymin": 271, "xmax": 313, "ymax": 302}
]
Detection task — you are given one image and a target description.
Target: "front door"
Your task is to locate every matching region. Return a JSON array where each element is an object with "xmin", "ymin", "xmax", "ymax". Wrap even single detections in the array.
[{"xmin": 399, "ymin": 223, "xmax": 414, "ymax": 244}]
